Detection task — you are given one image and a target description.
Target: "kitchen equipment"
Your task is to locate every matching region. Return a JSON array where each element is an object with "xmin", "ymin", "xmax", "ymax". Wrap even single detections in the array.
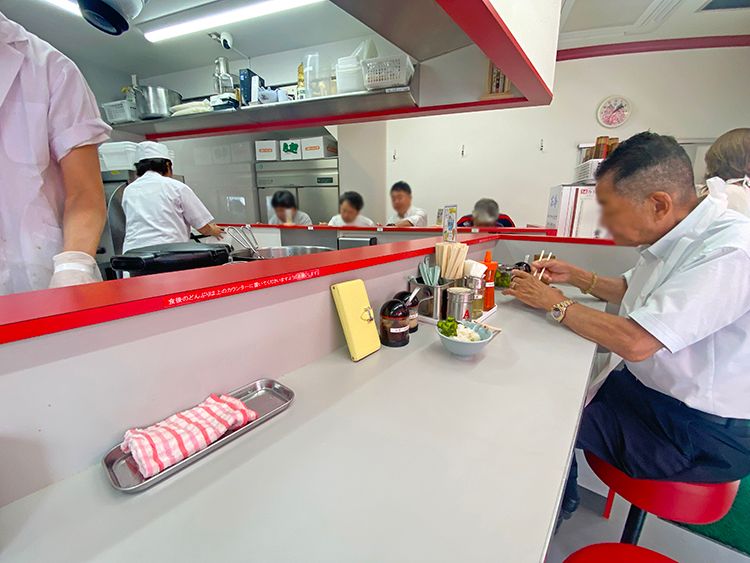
[
  {"xmin": 255, "ymin": 158, "xmax": 339, "ymax": 224},
  {"xmin": 362, "ymin": 54, "xmax": 415, "ymax": 90},
  {"xmin": 213, "ymin": 56, "xmax": 234, "ymax": 94},
  {"xmin": 103, "ymin": 378, "xmax": 294, "ymax": 493},
  {"xmin": 379, "ymin": 300, "xmax": 410, "ymax": 347},
  {"xmin": 464, "ymin": 276, "xmax": 485, "ymax": 320},
  {"xmin": 335, "ymin": 55, "xmax": 366, "ymax": 93},
  {"xmin": 225, "ymin": 225, "xmax": 263, "ymax": 259},
  {"xmin": 210, "ymin": 92, "xmax": 239, "ymax": 111},
  {"xmin": 133, "ymin": 85, "xmax": 183, "ymax": 119},
  {"xmin": 436, "ymin": 321, "xmax": 497, "ymax": 358},
  {"xmin": 393, "ymin": 289, "xmax": 420, "ymax": 333},
  {"xmin": 304, "ymin": 53, "xmax": 333, "ymax": 98},
  {"xmin": 110, "ymin": 242, "xmax": 230, "ymax": 276},
  {"xmin": 408, "ymin": 277, "xmax": 457, "ymax": 321},
  {"xmin": 447, "ymin": 287, "xmax": 473, "ymax": 322},
  {"xmin": 231, "ymin": 245, "xmax": 333, "ymax": 261},
  {"xmin": 101, "ymin": 100, "xmax": 137, "ymax": 124},
  {"xmin": 98, "ymin": 142, "xmax": 138, "ymax": 171},
  {"xmin": 482, "ymin": 251, "xmax": 498, "ymax": 311},
  {"xmin": 331, "ymin": 279, "xmax": 381, "ymax": 362},
  {"xmin": 338, "ymin": 236, "xmax": 377, "ymax": 250}
]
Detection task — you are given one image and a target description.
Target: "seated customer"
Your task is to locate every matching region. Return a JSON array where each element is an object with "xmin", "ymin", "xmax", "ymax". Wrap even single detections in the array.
[
  {"xmin": 502, "ymin": 132, "xmax": 750, "ymax": 528},
  {"xmin": 702, "ymin": 128, "xmax": 750, "ymax": 216},
  {"xmin": 268, "ymin": 190, "xmax": 312, "ymax": 226},
  {"xmin": 457, "ymin": 198, "xmax": 515, "ymax": 228},
  {"xmin": 328, "ymin": 191, "xmax": 375, "ymax": 227},
  {"xmin": 387, "ymin": 181, "xmax": 427, "ymax": 227}
]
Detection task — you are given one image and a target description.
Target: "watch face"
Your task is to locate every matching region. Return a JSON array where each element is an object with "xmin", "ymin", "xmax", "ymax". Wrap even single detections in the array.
[{"xmin": 551, "ymin": 308, "xmax": 563, "ymax": 321}]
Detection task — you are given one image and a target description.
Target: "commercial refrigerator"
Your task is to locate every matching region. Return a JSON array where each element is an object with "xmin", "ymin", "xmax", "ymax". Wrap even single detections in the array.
[{"xmin": 255, "ymin": 158, "xmax": 339, "ymax": 224}]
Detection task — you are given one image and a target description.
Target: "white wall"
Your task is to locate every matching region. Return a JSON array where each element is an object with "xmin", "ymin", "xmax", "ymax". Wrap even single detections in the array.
[
  {"xmin": 382, "ymin": 47, "xmax": 750, "ymax": 226},
  {"xmin": 76, "ymin": 59, "xmax": 132, "ymax": 104},
  {"xmin": 337, "ymin": 121, "xmax": 388, "ymax": 222}
]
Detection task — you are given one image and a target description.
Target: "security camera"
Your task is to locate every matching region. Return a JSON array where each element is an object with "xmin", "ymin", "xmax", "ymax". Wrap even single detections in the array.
[
  {"xmin": 77, "ymin": 0, "xmax": 150, "ymax": 36},
  {"xmin": 220, "ymin": 32, "xmax": 234, "ymax": 50}
]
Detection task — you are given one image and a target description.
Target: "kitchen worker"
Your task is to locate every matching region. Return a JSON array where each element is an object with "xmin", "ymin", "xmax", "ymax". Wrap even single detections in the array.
[
  {"xmin": 457, "ymin": 198, "xmax": 515, "ymax": 228},
  {"xmin": 0, "ymin": 12, "xmax": 111, "ymax": 295},
  {"xmin": 268, "ymin": 190, "xmax": 313, "ymax": 226},
  {"xmin": 503, "ymin": 132, "xmax": 750, "ymax": 530},
  {"xmin": 387, "ymin": 181, "xmax": 428, "ymax": 227},
  {"xmin": 328, "ymin": 191, "xmax": 375, "ymax": 227},
  {"xmin": 701, "ymin": 128, "xmax": 750, "ymax": 216},
  {"xmin": 122, "ymin": 142, "xmax": 222, "ymax": 252}
]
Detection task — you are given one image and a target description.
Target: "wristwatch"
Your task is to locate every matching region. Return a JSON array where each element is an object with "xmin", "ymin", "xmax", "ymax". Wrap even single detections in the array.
[{"xmin": 549, "ymin": 299, "xmax": 577, "ymax": 323}]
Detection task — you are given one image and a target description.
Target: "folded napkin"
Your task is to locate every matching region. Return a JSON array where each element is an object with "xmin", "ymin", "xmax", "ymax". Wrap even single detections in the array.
[{"xmin": 121, "ymin": 394, "xmax": 257, "ymax": 478}]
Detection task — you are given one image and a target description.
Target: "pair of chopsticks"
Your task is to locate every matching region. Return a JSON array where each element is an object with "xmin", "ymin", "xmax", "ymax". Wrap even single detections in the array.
[{"xmin": 535, "ymin": 250, "xmax": 552, "ymax": 280}]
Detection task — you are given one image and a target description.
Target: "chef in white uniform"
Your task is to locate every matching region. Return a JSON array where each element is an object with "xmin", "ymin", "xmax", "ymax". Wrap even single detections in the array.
[
  {"xmin": 122, "ymin": 142, "xmax": 222, "ymax": 252},
  {"xmin": 0, "ymin": 12, "xmax": 111, "ymax": 295}
]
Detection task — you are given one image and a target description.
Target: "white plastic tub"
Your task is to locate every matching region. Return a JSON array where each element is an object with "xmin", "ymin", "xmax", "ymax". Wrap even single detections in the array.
[
  {"xmin": 98, "ymin": 142, "xmax": 138, "ymax": 171},
  {"xmin": 335, "ymin": 55, "xmax": 365, "ymax": 94}
]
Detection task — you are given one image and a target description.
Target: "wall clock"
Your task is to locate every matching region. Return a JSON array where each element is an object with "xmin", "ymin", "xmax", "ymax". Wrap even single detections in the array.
[{"xmin": 597, "ymin": 96, "xmax": 631, "ymax": 128}]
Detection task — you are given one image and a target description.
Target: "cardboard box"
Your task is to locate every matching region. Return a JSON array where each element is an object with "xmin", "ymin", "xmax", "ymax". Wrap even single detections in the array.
[
  {"xmin": 279, "ymin": 139, "xmax": 302, "ymax": 160},
  {"xmin": 301, "ymin": 136, "xmax": 338, "ymax": 160},
  {"xmin": 571, "ymin": 187, "xmax": 609, "ymax": 239},
  {"xmin": 254, "ymin": 140, "xmax": 278, "ymax": 161},
  {"xmin": 545, "ymin": 185, "xmax": 578, "ymax": 237}
]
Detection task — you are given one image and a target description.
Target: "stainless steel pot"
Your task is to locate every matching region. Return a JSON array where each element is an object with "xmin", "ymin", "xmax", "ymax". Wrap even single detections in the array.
[
  {"xmin": 231, "ymin": 246, "xmax": 333, "ymax": 261},
  {"xmin": 134, "ymin": 86, "xmax": 182, "ymax": 120}
]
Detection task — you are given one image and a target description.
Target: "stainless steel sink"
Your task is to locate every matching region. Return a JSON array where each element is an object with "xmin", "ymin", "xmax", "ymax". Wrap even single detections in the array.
[{"xmin": 231, "ymin": 245, "xmax": 334, "ymax": 261}]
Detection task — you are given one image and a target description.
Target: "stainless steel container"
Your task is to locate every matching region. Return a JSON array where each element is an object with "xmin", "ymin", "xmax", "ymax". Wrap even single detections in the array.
[
  {"xmin": 447, "ymin": 287, "xmax": 473, "ymax": 322},
  {"xmin": 231, "ymin": 245, "xmax": 333, "ymax": 261},
  {"xmin": 408, "ymin": 277, "xmax": 458, "ymax": 321},
  {"xmin": 464, "ymin": 276, "xmax": 485, "ymax": 320},
  {"xmin": 134, "ymin": 86, "xmax": 183, "ymax": 119}
]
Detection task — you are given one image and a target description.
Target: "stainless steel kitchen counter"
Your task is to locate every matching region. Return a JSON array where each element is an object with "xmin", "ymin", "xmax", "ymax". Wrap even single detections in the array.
[{"xmin": 0, "ymin": 295, "xmax": 605, "ymax": 563}]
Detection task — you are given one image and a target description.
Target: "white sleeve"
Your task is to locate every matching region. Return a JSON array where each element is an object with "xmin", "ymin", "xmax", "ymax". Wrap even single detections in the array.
[
  {"xmin": 407, "ymin": 209, "xmax": 428, "ymax": 227},
  {"xmin": 628, "ymin": 248, "xmax": 750, "ymax": 352},
  {"xmin": 179, "ymin": 184, "xmax": 214, "ymax": 229},
  {"xmin": 360, "ymin": 215, "xmax": 375, "ymax": 227},
  {"xmin": 328, "ymin": 215, "xmax": 342, "ymax": 227},
  {"xmin": 296, "ymin": 212, "xmax": 313, "ymax": 226}
]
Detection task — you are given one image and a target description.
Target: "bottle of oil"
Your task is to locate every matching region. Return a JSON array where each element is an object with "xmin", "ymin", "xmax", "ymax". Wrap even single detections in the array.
[{"xmin": 297, "ymin": 62, "xmax": 306, "ymax": 100}]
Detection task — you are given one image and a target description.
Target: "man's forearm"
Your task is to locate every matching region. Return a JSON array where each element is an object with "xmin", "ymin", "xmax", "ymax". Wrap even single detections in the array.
[
  {"xmin": 60, "ymin": 145, "xmax": 106, "ymax": 256},
  {"xmin": 561, "ymin": 303, "xmax": 662, "ymax": 361},
  {"xmin": 568, "ymin": 268, "xmax": 627, "ymax": 304}
]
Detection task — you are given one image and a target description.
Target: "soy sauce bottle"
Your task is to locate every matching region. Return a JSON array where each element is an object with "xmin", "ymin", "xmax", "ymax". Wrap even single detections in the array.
[{"xmin": 380, "ymin": 300, "xmax": 410, "ymax": 347}]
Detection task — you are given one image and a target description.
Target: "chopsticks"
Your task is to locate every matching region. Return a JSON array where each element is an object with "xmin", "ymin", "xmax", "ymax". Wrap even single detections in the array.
[
  {"xmin": 535, "ymin": 250, "xmax": 551, "ymax": 280},
  {"xmin": 435, "ymin": 242, "xmax": 468, "ymax": 280}
]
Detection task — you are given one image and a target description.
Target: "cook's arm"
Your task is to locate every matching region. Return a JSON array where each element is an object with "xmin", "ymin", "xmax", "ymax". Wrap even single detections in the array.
[
  {"xmin": 197, "ymin": 223, "xmax": 223, "ymax": 237},
  {"xmin": 59, "ymin": 145, "xmax": 106, "ymax": 255}
]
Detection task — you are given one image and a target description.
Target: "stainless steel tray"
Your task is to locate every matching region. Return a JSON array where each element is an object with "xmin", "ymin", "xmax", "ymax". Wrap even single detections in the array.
[{"xmin": 102, "ymin": 378, "xmax": 294, "ymax": 493}]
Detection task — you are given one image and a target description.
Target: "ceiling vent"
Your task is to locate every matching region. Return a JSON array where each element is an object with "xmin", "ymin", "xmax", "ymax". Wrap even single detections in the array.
[{"xmin": 700, "ymin": 0, "xmax": 750, "ymax": 10}]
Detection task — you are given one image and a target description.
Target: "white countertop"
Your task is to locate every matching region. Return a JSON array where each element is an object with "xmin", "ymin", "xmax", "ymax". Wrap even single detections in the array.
[{"xmin": 0, "ymin": 296, "xmax": 604, "ymax": 563}]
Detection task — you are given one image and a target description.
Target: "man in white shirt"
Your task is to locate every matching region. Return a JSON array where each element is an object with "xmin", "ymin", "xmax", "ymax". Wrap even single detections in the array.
[
  {"xmin": 387, "ymin": 181, "xmax": 428, "ymax": 227},
  {"xmin": 122, "ymin": 142, "xmax": 222, "ymax": 252},
  {"xmin": 504, "ymin": 132, "xmax": 750, "ymax": 527},
  {"xmin": 267, "ymin": 190, "xmax": 313, "ymax": 226},
  {"xmin": 328, "ymin": 191, "xmax": 375, "ymax": 227}
]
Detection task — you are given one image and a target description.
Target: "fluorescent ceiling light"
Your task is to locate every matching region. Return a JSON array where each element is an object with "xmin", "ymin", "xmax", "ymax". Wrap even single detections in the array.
[
  {"xmin": 41, "ymin": 0, "xmax": 81, "ymax": 16},
  {"xmin": 144, "ymin": 0, "xmax": 325, "ymax": 43}
]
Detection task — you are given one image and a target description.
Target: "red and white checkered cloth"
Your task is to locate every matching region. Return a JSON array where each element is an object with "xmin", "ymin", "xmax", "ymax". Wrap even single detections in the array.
[{"xmin": 121, "ymin": 394, "xmax": 257, "ymax": 478}]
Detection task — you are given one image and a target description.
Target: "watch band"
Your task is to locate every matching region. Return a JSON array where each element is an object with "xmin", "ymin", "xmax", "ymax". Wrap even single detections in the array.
[{"xmin": 550, "ymin": 299, "xmax": 576, "ymax": 323}]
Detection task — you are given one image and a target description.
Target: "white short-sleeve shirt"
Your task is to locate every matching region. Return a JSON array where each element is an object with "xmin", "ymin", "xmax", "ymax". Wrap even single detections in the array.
[
  {"xmin": 328, "ymin": 214, "xmax": 375, "ymax": 227},
  {"xmin": 620, "ymin": 193, "xmax": 750, "ymax": 418},
  {"xmin": 268, "ymin": 211, "xmax": 313, "ymax": 226},
  {"xmin": 122, "ymin": 172, "xmax": 214, "ymax": 252},
  {"xmin": 388, "ymin": 206, "xmax": 428, "ymax": 227}
]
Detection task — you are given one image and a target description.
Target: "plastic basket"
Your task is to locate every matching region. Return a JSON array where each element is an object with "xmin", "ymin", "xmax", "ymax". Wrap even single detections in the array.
[
  {"xmin": 573, "ymin": 159, "xmax": 604, "ymax": 184},
  {"xmin": 362, "ymin": 55, "xmax": 415, "ymax": 90},
  {"xmin": 101, "ymin": 100, "xmax": 137, "ymax": 124}
]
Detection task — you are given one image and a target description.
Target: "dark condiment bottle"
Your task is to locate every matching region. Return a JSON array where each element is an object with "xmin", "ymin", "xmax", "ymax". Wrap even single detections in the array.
[
  {"xmin": 514, "ymin": 261, "xmax": 532, "ymax": 273},
  {"xmin": 379, "ymin": 300, "xmax": 410, "ymax": 347},
  {"xmin": 393, "ymin": 290, "xmax": 419, "ymax": 333}
]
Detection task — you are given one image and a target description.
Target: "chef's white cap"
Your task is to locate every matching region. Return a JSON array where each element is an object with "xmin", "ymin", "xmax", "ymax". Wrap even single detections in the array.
[{"xmin": 136, "ymin": 141, "xmax": 171, "ymax": 162}]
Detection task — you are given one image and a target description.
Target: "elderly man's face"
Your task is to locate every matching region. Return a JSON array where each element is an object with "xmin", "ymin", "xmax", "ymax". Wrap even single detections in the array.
[{"xmin": 596, "ymin": 173, "xmax": 656, "ymax": 246}]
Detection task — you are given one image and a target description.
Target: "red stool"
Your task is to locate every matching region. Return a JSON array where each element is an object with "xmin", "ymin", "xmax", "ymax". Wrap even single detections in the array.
[
  {"xmin": 585, "ymin": 451, "xmax": 739, "ymax": 544},
  {"xmin": 565, "ymin": 543, "xmax": 678, "ymax": 562}
]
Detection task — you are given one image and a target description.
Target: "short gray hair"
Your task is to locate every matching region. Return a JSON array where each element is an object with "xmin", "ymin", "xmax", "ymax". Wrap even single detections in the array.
[{"xmin": 473, "ymin": 198, "xmax": 499, "ymax": 222}]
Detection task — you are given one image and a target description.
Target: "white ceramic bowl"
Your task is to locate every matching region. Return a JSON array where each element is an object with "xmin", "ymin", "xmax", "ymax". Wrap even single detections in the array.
[{"xmin": 436, "ymin": 321, "xmax": 496, "ymax": 357}]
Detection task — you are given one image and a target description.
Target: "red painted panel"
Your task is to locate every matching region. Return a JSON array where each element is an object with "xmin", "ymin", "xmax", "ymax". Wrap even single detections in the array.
[{"xmin": 557, "ymin": 35, "xmax": 750, "ymax": 61}]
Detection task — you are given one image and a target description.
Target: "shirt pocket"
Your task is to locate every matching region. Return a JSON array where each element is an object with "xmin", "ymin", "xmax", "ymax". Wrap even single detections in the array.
[{"xmin": 1, "ymin": 101, "xmax": 50, "ymax": 166}]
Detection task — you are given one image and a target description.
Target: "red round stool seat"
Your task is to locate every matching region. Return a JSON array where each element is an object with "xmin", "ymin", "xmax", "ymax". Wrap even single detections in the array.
[
  {"xmin": 585, "ymin": 452, "xmax": 739, "ymax": 524},
  {"xmin": 565, "ymin": 543, "xmax": 678, "ymax": 563}
]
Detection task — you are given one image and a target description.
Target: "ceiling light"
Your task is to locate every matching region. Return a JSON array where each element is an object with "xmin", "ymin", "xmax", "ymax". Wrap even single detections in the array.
[
  {"xmin": 40, "ymin": 0, "xmax": 81, "ymax": 16},
  {"xmin": 143, "ymin": 0, "xmax": 325, "ymax": 43}
]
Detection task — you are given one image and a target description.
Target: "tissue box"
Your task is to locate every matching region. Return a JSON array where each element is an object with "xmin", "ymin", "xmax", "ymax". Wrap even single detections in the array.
[
  {"xmin": 280, "ymin": 139, "xmax": 302, "ymax": 160},
  {"xmin": 301, "ymin": 136, "xmax": 338, "ymax": 160},
  {"xmin": 255, "ymin": 140, "xmax": 278, "ymax": 161}
]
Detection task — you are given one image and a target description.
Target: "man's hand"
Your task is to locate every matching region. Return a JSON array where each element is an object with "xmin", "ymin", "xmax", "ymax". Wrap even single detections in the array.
[
  {"xmin": 502, "ymin": 270, "xmax": 567, "ymax": 310},
  {"xmin": 531, "ymin": 258, "xmax": 585, "ymax": 285}
]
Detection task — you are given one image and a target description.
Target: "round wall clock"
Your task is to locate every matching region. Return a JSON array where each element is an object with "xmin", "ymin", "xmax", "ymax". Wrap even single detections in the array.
[{"xmin": 597, "ymin": 96, "xmax": 631, "ymax": 128}]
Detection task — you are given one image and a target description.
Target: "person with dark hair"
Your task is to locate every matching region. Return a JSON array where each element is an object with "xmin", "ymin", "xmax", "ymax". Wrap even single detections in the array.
[
  {"xmin": 388, "ymin": 181, "xmax": 427, "ymax": 227},
  {"xmin": 502, "ymin": 132, "xmax": 750, "ymax": 530},
  {"xmin": 268, "ymin": 190, "xmax": 312, "ymax": 225},
  {"xmin": 457, "ymin": 198, "xmax": 515, "ymax": 228},
  {"xmin": 328, "ymin": 191, "xmax": 375, "ymax": 227},
  {"xmin": 702, "ymin": 128, "xmax": 750, "ymax": 217},
  {"xmin": 122, "ymin": 142, "xmax": 222, "ymax": 252}
]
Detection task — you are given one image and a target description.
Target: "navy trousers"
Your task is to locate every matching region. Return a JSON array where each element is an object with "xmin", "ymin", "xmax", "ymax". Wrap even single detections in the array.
[{"xmin": 564, "ymin": 367, "xmax": 750, "ymax": 513}]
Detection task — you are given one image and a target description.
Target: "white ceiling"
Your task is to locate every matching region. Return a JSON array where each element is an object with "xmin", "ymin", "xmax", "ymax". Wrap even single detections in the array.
[
  {"xmin": 0, "ymin": 0, "xmax": 373, "ymax": 76},
  {"xmin": 559, "ymin": 0, "xmax": 750, "ymax": 49}
]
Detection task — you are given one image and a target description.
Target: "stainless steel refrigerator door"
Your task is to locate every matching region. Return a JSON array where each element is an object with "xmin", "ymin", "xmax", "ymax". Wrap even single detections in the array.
[
  {"xmin": 297, "ymin": 187, "xmax": 340, "ymax": 224},
  {"xmin": 258, "ymin": 187, "xmax": 299, "ymax": 223}
]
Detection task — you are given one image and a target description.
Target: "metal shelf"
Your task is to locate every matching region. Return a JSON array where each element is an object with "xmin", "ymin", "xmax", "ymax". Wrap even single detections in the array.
[{"xmin": 112, "ymin": 87, "xmax": 417, "ymax": 139}]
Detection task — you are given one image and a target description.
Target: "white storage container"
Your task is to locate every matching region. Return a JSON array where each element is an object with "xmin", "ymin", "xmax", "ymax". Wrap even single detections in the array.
[
  {"xmin": 101, "ymin": 100, "xmax": 137, "ymax": 124},
  {"xmin": 335, "ymin": 55, "xmax": 365, "ymax": 94},
  {"xmin": 279, "ymin": 139, "xmax": 302, "ymax": 160},
  {"xmin": 255, "ymin": 140, "xmax": 279, "ymax": 161},
  {"xmin": 362, "ymin": 55, "xmax": 415, "ymax": 90},
  {"xmin": 573, "ymin": 159, "xmax": 604, "ymax": 184},
  {"xmin": 301, "ymin": 136, "xmax": 338, "ymax": 160},
  {"xmin": 98, "ymin": 142, "xmax": 138, "ymax": 171}
]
